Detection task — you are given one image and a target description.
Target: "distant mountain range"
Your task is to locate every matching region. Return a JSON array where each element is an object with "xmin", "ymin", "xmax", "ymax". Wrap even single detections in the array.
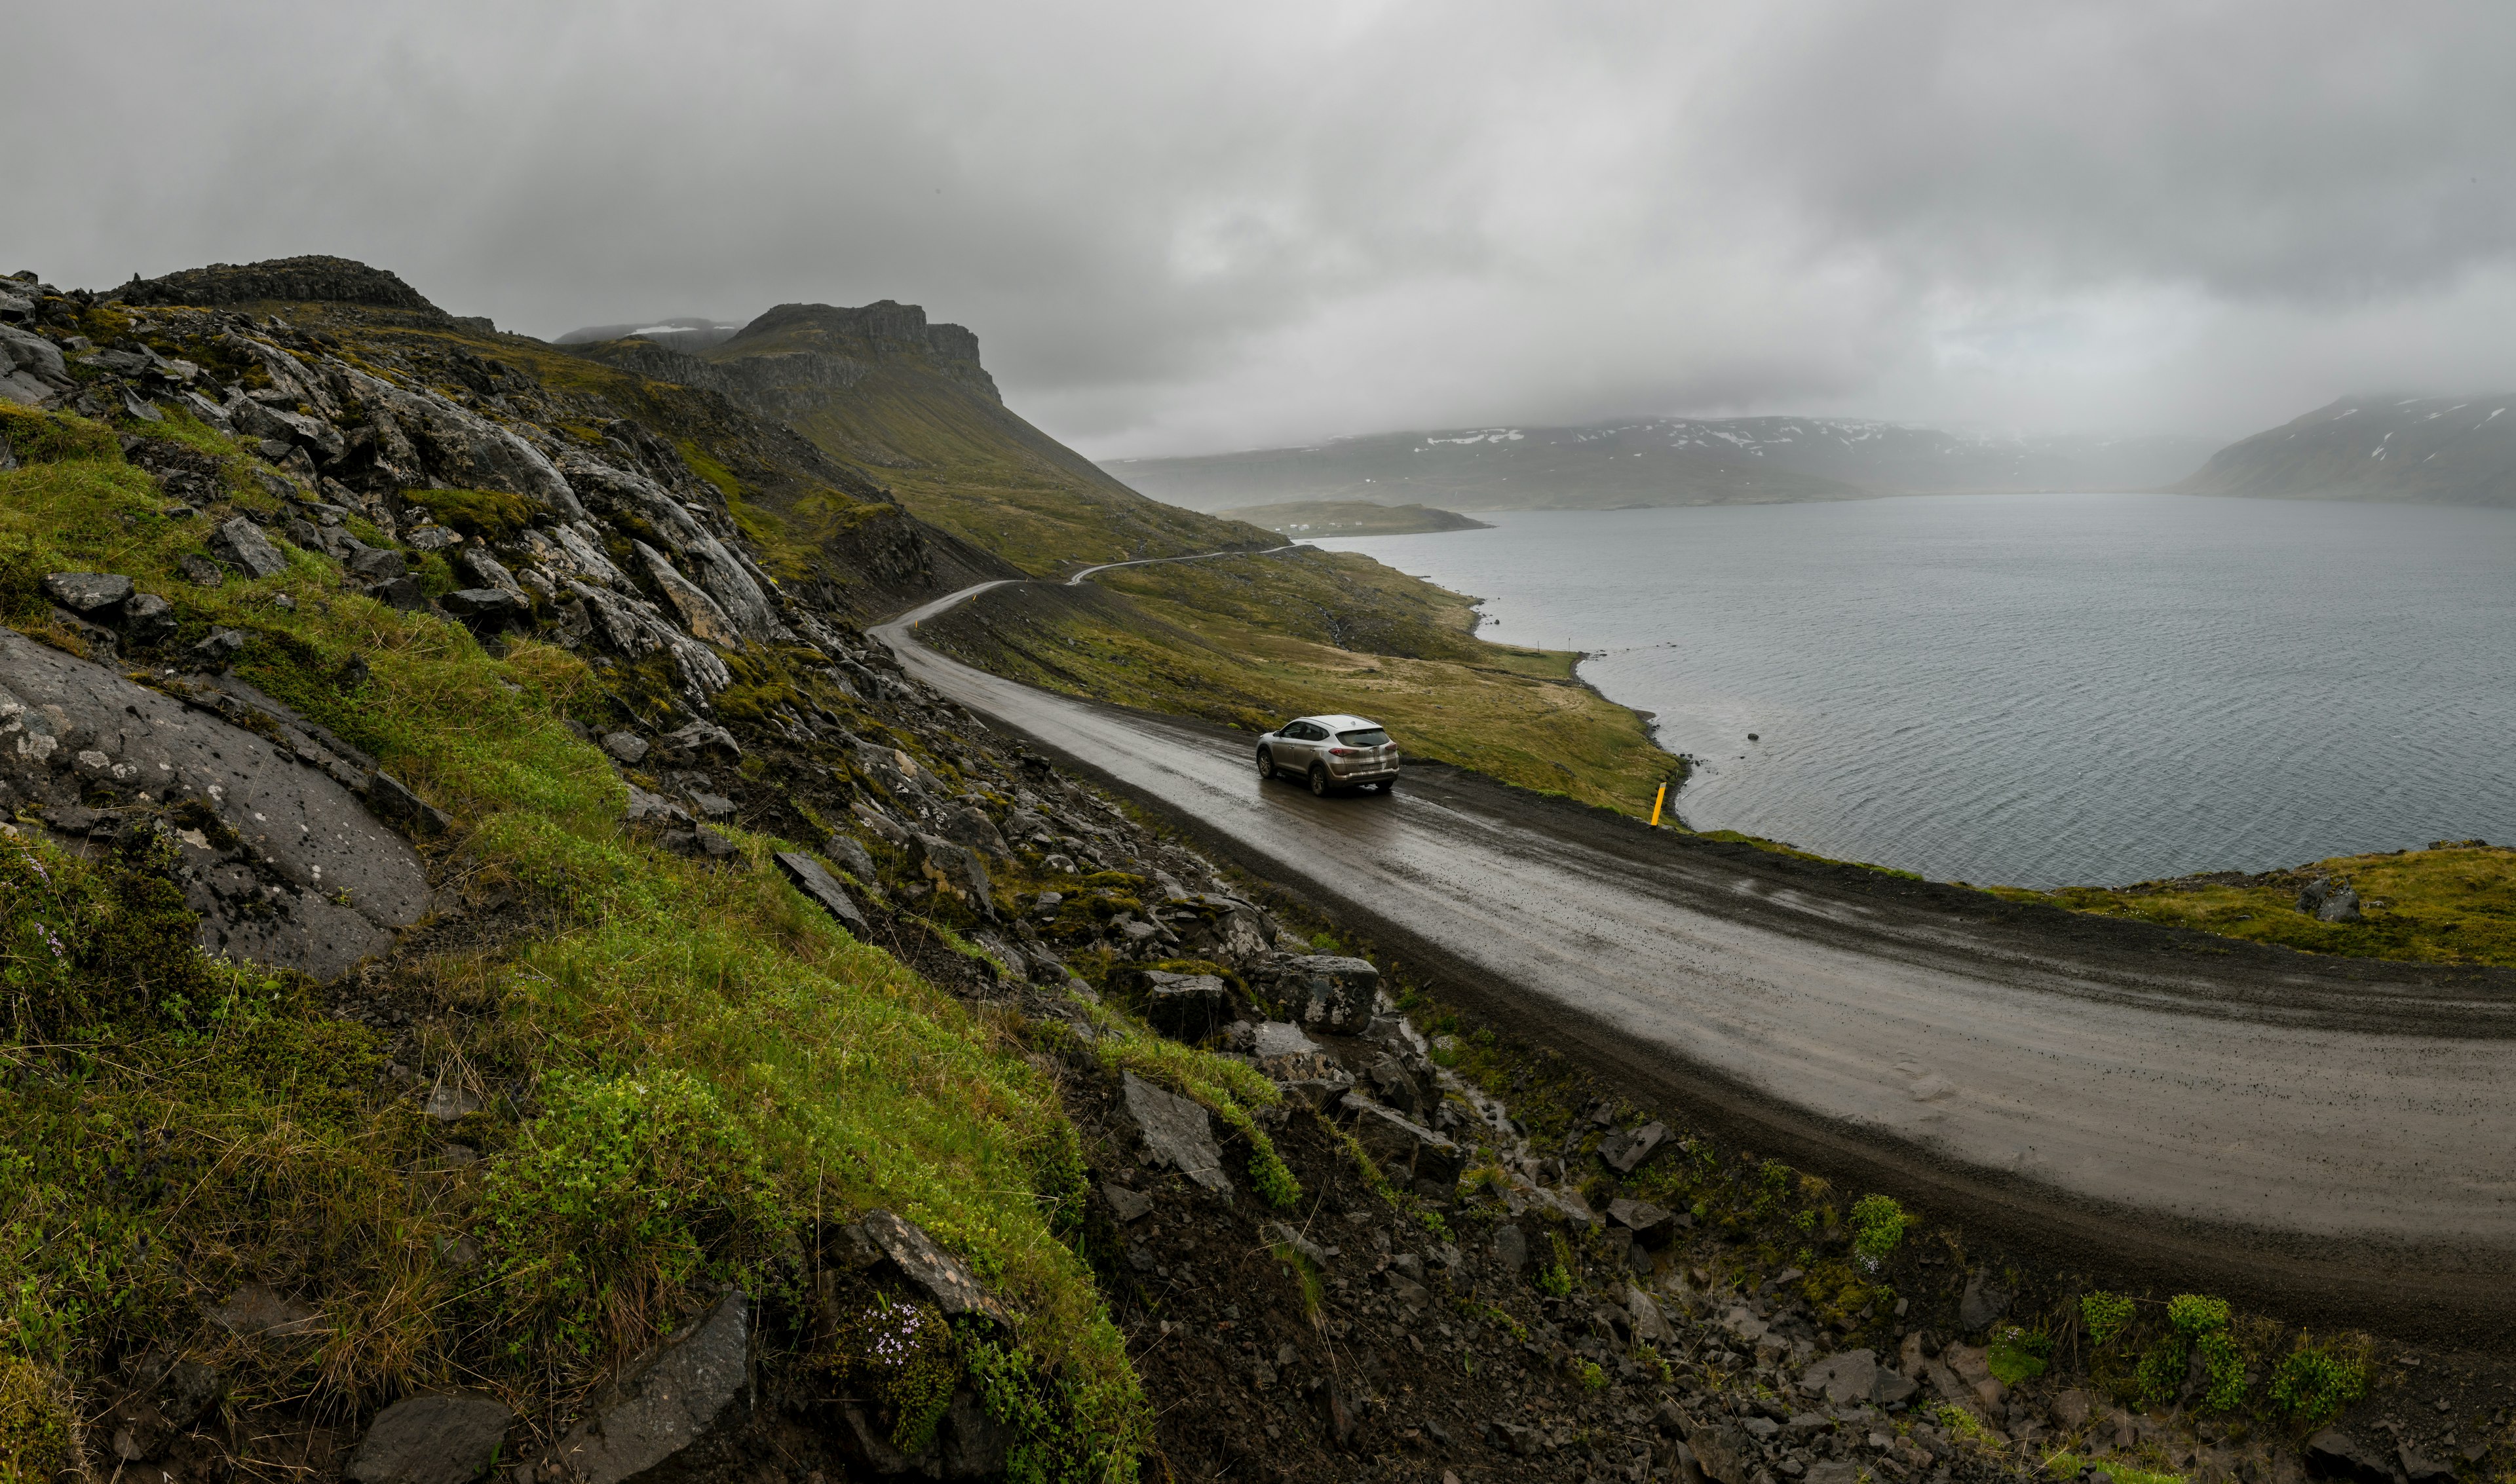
[
  {"xmin": 2175, "ymin": 395, "xmax": 2516, "ymax": 506},
  {"xmin": 1103, "ymin": 417, "xmax": 2221, "ymax": 513}
]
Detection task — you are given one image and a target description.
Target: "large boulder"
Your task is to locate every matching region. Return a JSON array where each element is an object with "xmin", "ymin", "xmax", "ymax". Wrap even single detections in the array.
[
  {"xmin": 1139, "ymin": 968, "xmax": 1230, "ymax": 1042},
  {"xmin": 1607, "ymin": 1196, "xmax": 1677, "ymax": 1249},
  {"xmin": 1266, "ymin": 954, "xmax": 1379, "ymax": 1032},
  {"xmin": 0, "ymin": 629, "xmax": 429, "ymax": 981},
  {"xmin": 552, "ymin": 1291, "xmax": 749, "ymax": 1484}
]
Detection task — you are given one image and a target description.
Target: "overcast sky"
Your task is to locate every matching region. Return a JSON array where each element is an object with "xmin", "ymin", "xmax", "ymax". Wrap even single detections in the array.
[{"xmin": 10, "ymin": 2, "xmax": 2514, "ymax": 456}]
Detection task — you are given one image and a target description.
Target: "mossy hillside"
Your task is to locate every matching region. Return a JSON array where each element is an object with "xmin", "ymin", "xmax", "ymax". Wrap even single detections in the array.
[
  {"xmin": 696, "ymin": 337, "xmax": 1275, "ymax": 577},
  {"xmin": 925, "ymin": 550, "xmax": 1687, "ymax": 816},
  {"xmin": 1991, "ymin": 843, "xmax": 2516, "ymax": 968},
  {"xmin": 0, "ymin": 408, "xmax": 1259, "ymax": 1474}
]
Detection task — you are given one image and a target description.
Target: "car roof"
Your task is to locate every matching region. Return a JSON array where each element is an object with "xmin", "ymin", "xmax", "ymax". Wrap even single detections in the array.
[{"xmin": 1295, "ymin": 714, "xmax": 1383, "ymax": 731}]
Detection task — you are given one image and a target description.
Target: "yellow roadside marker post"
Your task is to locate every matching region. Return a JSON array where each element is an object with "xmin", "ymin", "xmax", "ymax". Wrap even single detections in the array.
[{"xmin": 1650, "ymin": 783, "xmax": 1667, "ymax": 827}]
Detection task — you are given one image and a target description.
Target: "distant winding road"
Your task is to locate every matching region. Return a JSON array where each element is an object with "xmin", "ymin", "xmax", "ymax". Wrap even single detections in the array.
[{"xmin": 875, "ymin": 568, "xmax": 2516, "ymax": 1338}]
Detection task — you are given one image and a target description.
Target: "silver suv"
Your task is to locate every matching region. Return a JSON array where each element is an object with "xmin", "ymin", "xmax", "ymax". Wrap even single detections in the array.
[{"xmin": 1256, "ymin": 713, "xmax": 1400, "ymax": 796}]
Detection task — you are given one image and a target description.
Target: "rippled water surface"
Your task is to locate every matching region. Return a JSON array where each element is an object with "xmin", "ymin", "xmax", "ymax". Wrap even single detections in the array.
[{"xmin": 1312, "ymin": 494, "xmax": 2516, "ymax": 886}]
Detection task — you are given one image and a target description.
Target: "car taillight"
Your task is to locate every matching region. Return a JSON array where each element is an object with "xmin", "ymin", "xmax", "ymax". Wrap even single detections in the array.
[{"xmin": 1329, "ymin": 747, "xmax": 1356, "ymax": 755}]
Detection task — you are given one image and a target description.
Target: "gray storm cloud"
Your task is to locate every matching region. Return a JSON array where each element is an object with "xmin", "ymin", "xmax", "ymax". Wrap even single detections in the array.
[{"xmin": 8, "ymin": 1, "xmax": 2512, "ymax": 455}]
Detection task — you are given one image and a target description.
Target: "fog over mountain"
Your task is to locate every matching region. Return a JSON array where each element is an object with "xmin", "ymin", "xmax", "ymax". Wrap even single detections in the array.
[
  {"xmin": 8, "ymin": 3, "xmax": 2515, "ymax": 459},
  {"xmin": 1109, "ymin": 418, "xmax": 2219, "ymax": 512}
]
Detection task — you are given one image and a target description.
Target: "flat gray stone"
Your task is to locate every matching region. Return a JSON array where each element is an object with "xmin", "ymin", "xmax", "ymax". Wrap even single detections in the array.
[
  {"xmin": 1626, "ymin": 1284, "xmax": 1675, "ymax": 1345},
  {"xmin": 210, "ymin": 1284, "xmax": 320, "ymax": 1338},
  {"xmin": 1600, "ymin": 1119, "xmax": 1669, "ymax": 1173},
  {"xmin": 1250, "ymin": 1020, "xmax": 1322, "ymax": 1059},
  {"xmin": 859, "ymin": 1209, "xmax": 1011, "ymax": 1324},
  {"xmin": 1120, "ymin": 1070, "xmax": 1230, "ymax": 1194},
  {"xmin": 0, "ymin": 629, "xmax": 427, "ymax": 980},
  {"xmin": 556, "ymin": 1291, "xmax": 748, "ymax": 1484},
  {"xmin": 347, "ymin": 1395, "xmax": 513, "ymax": 1484},
  {"xmin": 210, "ymin": 517, "xmax": 289, "ymax": 579},
  {"xmin": 41, "ymin": 571, "xmax": 133, "ymax": 613},
  {"xmin": 772, "ymin": 850, "xmax": 868, "ymax": 936},
  {"xmin": 822, "ymin": 832, "xmax": 876, "ymax": 883},
  {"xmin": 1103, "ymin": 1183, "xmax": 1154, "ymax": 1223},
  {"xmin": 1802, "ymin": 1350, "xmax": 1882, "ymax": 1406},
  {"xmin": 601, "ymin": 731, "xmax": 648, "ymax": 764}
]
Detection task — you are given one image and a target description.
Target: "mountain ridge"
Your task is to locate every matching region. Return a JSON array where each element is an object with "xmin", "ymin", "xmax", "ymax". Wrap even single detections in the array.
[
  {"xmin": 565, "ymin": 299, "xmax": 1279, "ymax": 573},
  {"xmin": 2177, "ymin": 393, "xmax": 2516, "ymax": 506},
  {"xmin": 1105, "ymin": 416, "xmax": 2219, "ymax": 512}
]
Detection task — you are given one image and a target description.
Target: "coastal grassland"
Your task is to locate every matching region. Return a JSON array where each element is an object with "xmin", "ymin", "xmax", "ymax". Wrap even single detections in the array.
[
  {"xmin": 1216, "ymin": 500, "xmax": 1492, "ymax": 537},
  {"xmin": 923, "ymin": 547, "xmax": 1687, "ymax": 814},
  {"xmin": 0, "ymin": 403, "xmax": 1217, "ymax": 1475},
  {"xmin": 1992, "ymin": 843, "xmax": 2516, "ymax": 968}
]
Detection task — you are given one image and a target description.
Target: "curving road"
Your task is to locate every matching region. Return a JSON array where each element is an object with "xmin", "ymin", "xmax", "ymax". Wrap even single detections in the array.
[{"xmin": 876, "ymin": 577, "xmax": 2516, "ymax": 1335}]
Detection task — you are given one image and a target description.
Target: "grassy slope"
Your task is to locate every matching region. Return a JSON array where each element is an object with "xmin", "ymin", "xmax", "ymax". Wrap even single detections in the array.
[
  {"xmin": 0, "ymin": 377, "xmax": 1285, "ymax": 1473},
  {"xmin": 700, "ymin": 324, "xmax": 1274, "ymax": 577},
  {"xmin": 925, "ymin": 547, "xmax": 1686, "ymax": 815}
]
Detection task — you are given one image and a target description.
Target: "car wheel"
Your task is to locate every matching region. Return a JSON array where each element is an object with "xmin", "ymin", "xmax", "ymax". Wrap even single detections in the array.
[
  {"xmin": 1257, "ymin": 748, "xmax": 1276, "ymax": 780},
  {"xmin": 1308, "ymin": 764, "xmax": 1331, "ymax": 797},
  {"xmin": 1375, "ymin": 778, "xmax": 1396, "ymax": 795}
]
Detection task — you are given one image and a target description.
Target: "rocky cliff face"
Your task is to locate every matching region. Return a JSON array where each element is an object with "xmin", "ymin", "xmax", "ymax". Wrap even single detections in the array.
[
  {"xmin": 115, "ymin": 255, "xmax": 447, "ymax": 315},
  {"xmin": 2177, "ymin": 394, "xmax": 2516, "ymax": 506},
  {"xmin": 712, "ymin": 298, "xmax": 1002, "ymax": 402}
]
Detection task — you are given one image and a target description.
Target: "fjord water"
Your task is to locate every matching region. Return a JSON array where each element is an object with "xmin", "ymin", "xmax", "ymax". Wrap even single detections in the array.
[{"xmin": 1312, "ymin": 493, "xmax": 2516, "ymax": 888}]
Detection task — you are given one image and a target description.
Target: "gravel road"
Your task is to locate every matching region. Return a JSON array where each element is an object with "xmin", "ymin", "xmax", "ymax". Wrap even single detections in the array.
[{"xmin": 877, "ymin": 580, "xmax": 2516, "ymax": 1337}]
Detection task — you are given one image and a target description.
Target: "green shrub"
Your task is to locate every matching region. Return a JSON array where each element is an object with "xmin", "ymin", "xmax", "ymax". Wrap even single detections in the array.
[
  {"xmin": 1578, "ymin": 1360, "xmax": 1608, "ymax": 1390},
  {"xmin": 3, "ymin": 826, "xmax": 233, "ymax": 1044},
  {"xmin": 2081, "ymin": 1290, "xmax": 2136, "ymax": 1347},
  {"xmin": 1536, "ymin": 1231, "xmax": 1575, "ymax": 1299},
  {"xmin": 2195, "ymin": 1330, "xmax": 2247, "ymax": 1411},
  {"xmin": 2167, "ymin": 1293, "xmax": 2230, "ymax": 1337},
  {"xmin": 1848, "ymin": 1194, "xmax": 1911, "ymax": 1261},
  {"xmin": 1987, "ymin": 1326, "xmax": 2052, "ymax": 1384},
  {"xmin": 0, "ymin": 1355, "xmax": 71, "ymax": 1480},
  {"xmin": 2131, "ymin": 1294, "xmax": 2232, "ymax": 1405},
  {"xmin": 480, "ymin": 1068, "xmax": 786, "ymax": 1372},
  {"xmin": 827, "ymin": 1289, "xmax": 958, "ymax": 1453},
  {"xmin": 2269, "ymin": 1344, "xmax": 2367, "ymax": 1428}
]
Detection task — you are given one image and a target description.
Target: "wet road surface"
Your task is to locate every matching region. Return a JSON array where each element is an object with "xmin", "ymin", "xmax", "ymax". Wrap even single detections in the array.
[{"xmin": 876, "ymin": 580, "xmax": 2516, "ymax": 1331}]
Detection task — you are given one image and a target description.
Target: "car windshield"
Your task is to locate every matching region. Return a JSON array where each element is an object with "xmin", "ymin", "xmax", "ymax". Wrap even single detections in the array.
[{"xmin": 1338, "ymin": 729, "xmax": 1391, "ymax": 748}]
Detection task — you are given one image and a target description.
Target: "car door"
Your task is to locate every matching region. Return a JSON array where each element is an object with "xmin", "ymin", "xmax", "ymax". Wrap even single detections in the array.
[{"xmin": 1281, "ymin": 720, "xmax": 1321, "ymax": 770}]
